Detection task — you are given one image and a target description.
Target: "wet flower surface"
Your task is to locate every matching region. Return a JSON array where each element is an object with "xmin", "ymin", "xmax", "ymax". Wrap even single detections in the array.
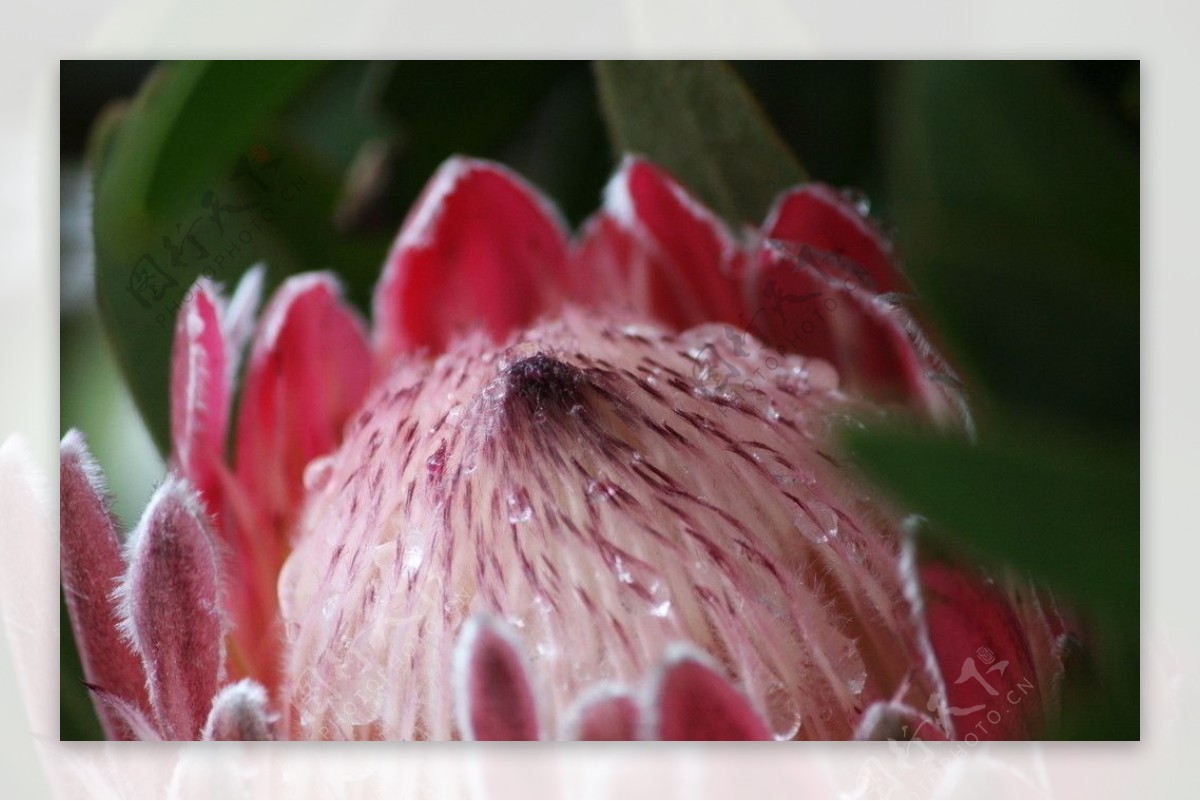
[{"xmin": 61, "ymin": 156, "xmax": 1075, "ymax": 741}]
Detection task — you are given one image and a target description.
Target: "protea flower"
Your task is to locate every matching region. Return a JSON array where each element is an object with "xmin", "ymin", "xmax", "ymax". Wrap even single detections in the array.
[{"xmin": 61, "ymin": 155, "xmax": 1076, "ymax": 742}]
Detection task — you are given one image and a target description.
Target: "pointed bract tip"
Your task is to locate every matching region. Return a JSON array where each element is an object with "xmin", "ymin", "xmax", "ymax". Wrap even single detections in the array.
[
  {"xmin": 454, "ymin": 614, "xmax": 541, "ymax": 741},
  {"xmin": 645, "ymin": 644, "xmax": 771, "ymax": 741},
  {"xmin": 202, "ymin": 679, "xmax": 276, "ymax": 741},
  {"xmin": 117, "ymin": 471, "xmax": 225, "ymax": 740},
  {"xmin": 562, "ymin": 683, "xmax": 640, "ymax": 741}
]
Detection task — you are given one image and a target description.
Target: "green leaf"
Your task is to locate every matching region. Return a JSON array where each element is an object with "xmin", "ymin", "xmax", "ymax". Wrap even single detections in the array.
[
  {"xmin": 840, "ymin": 418, "xmax": 1139, "ymax": 739},
  {"xmin": 840, "ymin": 422, "xmax": 1138, "ymax": 621},
  {"xmin": 886, "ymin": 61, "xmax": 1139, "ymax": 433},
  {"xmin": 594, "ymin": 60, "xmax": 806, "ymax": 225},
  {"xmin": 91, "ymin": 61, "xmax": 332, "ymax": 453}
]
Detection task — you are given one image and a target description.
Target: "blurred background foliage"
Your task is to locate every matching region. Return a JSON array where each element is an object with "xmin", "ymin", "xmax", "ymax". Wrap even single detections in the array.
[{"xmin": 61, "ymin": 60, "xmax": 1139, "ymax": 740}]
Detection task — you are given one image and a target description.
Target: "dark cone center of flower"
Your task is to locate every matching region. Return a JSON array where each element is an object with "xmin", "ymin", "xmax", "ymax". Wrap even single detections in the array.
[{"xmin": 504, "ymin": 353, "xmax": 584, "ymax": 418}]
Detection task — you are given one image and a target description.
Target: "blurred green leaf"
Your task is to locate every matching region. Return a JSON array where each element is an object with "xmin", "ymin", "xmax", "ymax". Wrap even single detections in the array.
[
  {"xmin": 841, "ymin": 421, "xmax": 1138, "ymax": 622},
  {"xmin": 734, "ymin": 61, "xmax": 884, "ymax": 194},
  {"xmin": 887, "ymin": 61, "xmax": 1139, "ymax": 433},
  {"xmin": 498, "ymin": 66, "xmax": 613, "ymax": 227},
  {"xmin": 99, "ymin": 61, "xmax": 327, "ymax": 218},
  {"xmin": 841, "ymin": 418, "xmax": 1139, "ymax": 739},
  {"xmin": 227, "ymin": 133, "xmax": 392, "ymax": 312},
  {"xmin": 594, "ymin": 60, "xmax": 806, "ymax": 225},
  {"xmin": 92, "ymin": 61, "xmax": 345, "ymax": 453}
]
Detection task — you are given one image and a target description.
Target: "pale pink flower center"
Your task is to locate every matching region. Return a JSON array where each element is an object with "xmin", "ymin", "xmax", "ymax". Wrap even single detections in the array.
[{"xmin": 278, "ymin": 309, "xmax": 937, "ymax": 740}]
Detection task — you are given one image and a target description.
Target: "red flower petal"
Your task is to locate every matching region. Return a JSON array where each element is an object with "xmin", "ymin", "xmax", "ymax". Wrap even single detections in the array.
[
  {"xmin": 374, "ymin": 157, "xmax": 570, "ymax": 360},
  {"xmin": 201, "ymin": 679, "xmax": 275, "ymax": 741},
  {"xmin": 576, "ymin": 156, "xmax": 742, "ymax": 329},
  {"xmin": 569, "ymin": 213, "xmax": 648, "ymax": 316},
  {"xmin": 648, "ymin": 649, "xmax": 771, "ymax": 741},
  {"xmin": 119, "ymin": 476, "xmax": 224, "ymax": 740},
  {"xmin": 454, "ymin": 616, "xmax": 541, "ymax": 741},
  {"xmin": 762, "ymin": 183, "xmax": 906, "ymax": 295},
  {"xmin": 564, "ymin": 686, "xmax": 640, "ymax": 741},
  {"xmin": 229, "ymin": 273, "xmax": 369, "ymax": 688},
  {"xmin": 235, "ymin": 272, "xmax": 371, "ymax": 536},
  {"xmin": 169, "ymin": 278, "xmax": 230, "ymax": 519},
  {"xmin": 911, "ymin": 552, "xmax": 1042, "ymax": 740},
  {"xmin": 743, "ymin": 243, "xmax": 966, "ymax": 424},
  {"xmin": 59, "ymin": 432, "xmax": 151, "ymax": 740}
]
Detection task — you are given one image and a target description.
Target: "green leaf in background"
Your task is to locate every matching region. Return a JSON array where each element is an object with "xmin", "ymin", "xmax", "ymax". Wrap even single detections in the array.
[
  {"xmin": 887, "ymin": 61, "xmax": 1139, "ymax": 434},
  {"xmin": 92, "ymin": 61, "xmax": 329, "ymax": 453},
  {"xmin": 841, "ymin": 419, "xmax": 1139, "ymax": 739},
  {"xmin": 594, "ymin": 60, "xmax": 807, "ymax": 225},
  {"xmin": 842, "ymin": 422, "xmax": 1138, "ymax": 618}
]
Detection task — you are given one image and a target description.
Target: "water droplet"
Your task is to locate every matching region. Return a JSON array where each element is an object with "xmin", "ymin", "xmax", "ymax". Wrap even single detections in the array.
[
  {"xmin": 796, "ymin": 467, "xmax": 817, "ymax": 487},
  {"xmin": 586, "ymin": 479, "xmax": 618, "ymax": 502},
  {"xmin": 614, "ymin": 556, "xmax": 633, "ymax": 584},
  {"xmin": 766, "ymin": 405, "xmax": 782, "ymax": 423},
  {"xmin": 426, "ymin": 442, "xmax": 447, "ymax": 479},
  {"xmin": 765, "ymin": 683, "xmax": 803, "ymax": 741},
  {"xmin": 463, "ymin": 461, "xmax": 478, "ymax": 475},
  {"xmin": 620, "ymin": 323, "xmax": 660, "ymax": 339},
  {"xmin": 804, "ymin": 359, "xmax": 840, "ymax": 391},
  {"xmin": 303, "ymin": 455, "xmax": 335, "ymax": 493},
  {"xmin": 611, "ymin": 555, "xmax": 669, "ymax": 615},
  {"xmin": 401, "ymin": 546, "xmax": 423, "ymax": 576},
  {"xmin": 807, "ymin": 500, "xmax": 840, "ymax": 542},
  {"xmin": 321, "ymin": 594, "xmax": 341, "ymax": 620},
  {"xmin": 506, "ymin": 491, "xmax": 533, "ymax": 524},
  {"xmin": 482, "ymin": 378, "xmax": 507, "ymax": 402},
  {"xmin": 841, "ymin": 186, "xmax": 872, "ymax": 217}
]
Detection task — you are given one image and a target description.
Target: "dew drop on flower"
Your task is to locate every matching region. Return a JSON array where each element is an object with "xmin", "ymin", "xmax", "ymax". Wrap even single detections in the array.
[
  {"xmin": 765, "ymin": 682, "xmax": 803, "ymax": 741},
  {"xmin": 425, "ymin": 442, "xmax": 447, "ymax": 479},
  {"xmin": 401, "ymin": 545, "xmax": 423, "ymax": 577},
  {"xmin": 322, "ymin": 594, "xmax": 341, "ymax": 621},
  {"xmin": 506, "ymin": 490, "xmax": 533, "ymax": 524},
  {"xmin": 841, "ymin": 186, "xmax": 872, "ymax": 217},
  {"xmin": 807, "ymin": 500, "xmax": 840, "ymax": 543},
  {"xmin": 302, "ymin": 455, "xmax": 335, "ymax": 493}
]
